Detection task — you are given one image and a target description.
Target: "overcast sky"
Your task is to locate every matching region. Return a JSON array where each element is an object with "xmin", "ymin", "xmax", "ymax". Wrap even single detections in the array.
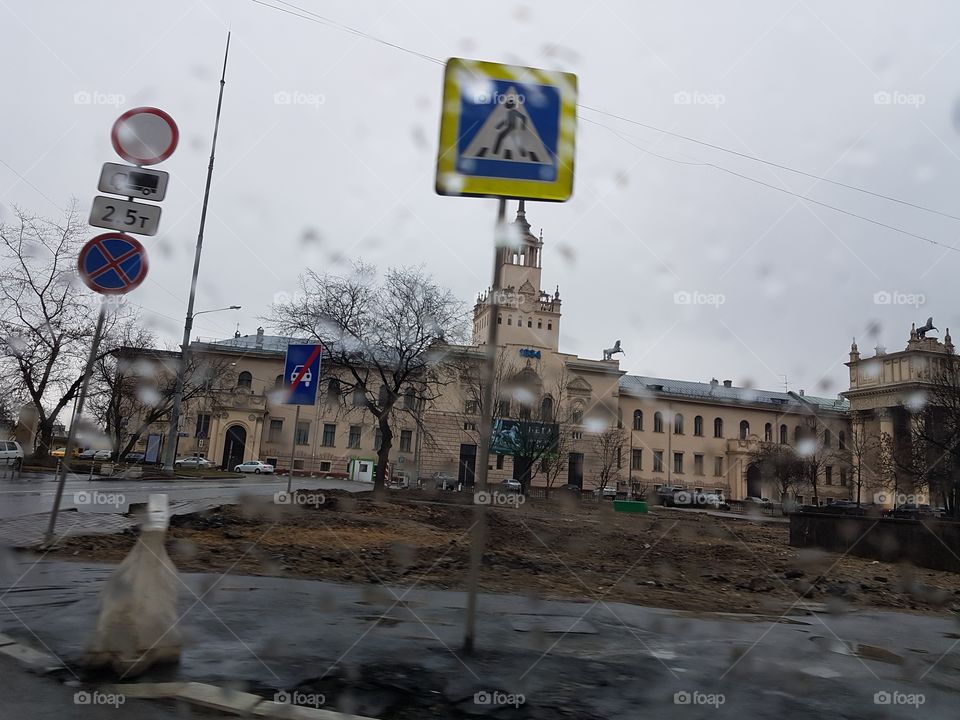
[{"xmin": 3, "ymin": 1, "xmax": 960, "ymax": 398}]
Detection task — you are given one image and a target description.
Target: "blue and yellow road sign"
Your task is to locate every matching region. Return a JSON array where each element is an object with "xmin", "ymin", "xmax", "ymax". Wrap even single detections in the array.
[{"xmin": 436, "ymin": 58, "xmax": 577, "ymax": 202}]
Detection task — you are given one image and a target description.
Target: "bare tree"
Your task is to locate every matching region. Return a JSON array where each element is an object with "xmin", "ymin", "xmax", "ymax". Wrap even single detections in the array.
[
  {"xmin": 0, "ymin": 204, "xmax": 115, "ymax": 458},
  {"xmin": 270, "ymin": 263, "xmax": 467, "ymax": 494},
  {"xmin": 846, "ymin": 411, "xmax": 882, "ymax": 506},
  {"xmin": 749, "ymin": 442, "xmax": 807, "ymax": 505},
  {"xmin": 591, "ymin": 425, "xmax": 625, "ymax": 495}
]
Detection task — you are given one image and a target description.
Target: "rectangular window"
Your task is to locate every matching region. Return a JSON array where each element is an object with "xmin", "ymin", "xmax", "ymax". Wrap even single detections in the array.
[
  {"xmin": 653, "ymin": 450, "xmax": 663, "ymax": 473},
  {"xmin": 464, "ymin": 422, "xmax": 477, "ymax": 431},
  {"xmin": 268, "ymin": 418, "xmax": 283, "ymax": 443},
  {"xmin": 825, "ymin": 465, "xmax": 833, "ymax": 485},
  {"xmin": 348, "ymin": 425, "xmax": 361, "ymax": 449},
  {"xmin": 295, "ymin": 421, "xmax": 311, "ymax": 446},
  {"xmin": 631, "ymin": 448, "xmax": 642, "ymax": 471},
  {"xmin": 319, "ymin": 461, "xmax": 332, "ymax": 472},
  {"xmin": 465, "ymin": 399, "xmax": 478, "ymax": 415},
  {"xmin": 572, "ymin": 431, "xmax": 583, "ymax": 440},
  {"xmin": 195, "ymin": 413, "xmax": 211, "ymax": 438},
  {"xmin": 496, "ymin": 399, "xmax": 511, "ymax": 417},
  {"xmin": 293, "ymin": 459, "xmax": 305, "ymax": 470},
  {"xmin": 694, "ymin": 454, "xmax": 704, "ymax": 476},
  {"xmin": 400, "ymin": 429, "xmax": 412, "ymax": 452},
  {"xmin": 840, "ymin": 468, "xmax": 848, "ymax": 486},
  {"xmin": 374, "ymin": 429, "xmax": 383, "ymax": 451},
  {"xmin": 352, "ymin": 386, "xmax": 366, "ymax": 406},
  {"xmin": 673, "ymin": 452, "xmax": 683, "ymax": 474},
  {"xmin": 321, "ymin": 423, "xmax": 336, "ymax": 447},
  {"xmin": 714, "ymin": 457, "xmax": 723, "ymax": 476},
  {"xmin": 496, "ymin": 454, "xmax": 505, "ymax": 469}
]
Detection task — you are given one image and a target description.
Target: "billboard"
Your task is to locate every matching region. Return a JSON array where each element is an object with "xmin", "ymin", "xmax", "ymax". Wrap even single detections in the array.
[{"xmin": 489, "ymin": 419, "xmax": 559, "ymax": 457}]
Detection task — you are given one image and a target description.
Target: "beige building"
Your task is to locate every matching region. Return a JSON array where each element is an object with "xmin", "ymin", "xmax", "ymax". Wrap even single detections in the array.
[{"xmin": 127, "ymin": 204, "xmax": 859, "ymax": 502}]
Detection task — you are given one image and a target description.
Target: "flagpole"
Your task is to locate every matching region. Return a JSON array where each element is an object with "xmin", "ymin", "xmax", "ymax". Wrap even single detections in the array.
[{"xmin": 162, "ymin": 31, "xmax": 231, "ymax": 474}]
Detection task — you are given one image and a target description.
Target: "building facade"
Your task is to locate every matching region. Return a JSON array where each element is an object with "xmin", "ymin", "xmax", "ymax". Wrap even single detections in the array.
[{"xmin": 128, "ymin": 204, "xmax": 860, "ymax": 502}]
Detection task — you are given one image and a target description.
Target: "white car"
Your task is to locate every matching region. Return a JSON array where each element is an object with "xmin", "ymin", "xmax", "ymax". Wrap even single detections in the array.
[
  {"xmin": 175, "ymin": 456, "xmax": 213, "ymax": 469},
  {"xmin": 0, "ymin": 441, "xmax": 24, "ymax": 468},
  {"xmin": 93, "ymin": 449, "xmax": 114, "ymax": 460},
  {"xmin": 234, "ymin": 460, "xmax": 275, "ymax": 474},
  {"xmin": 500, "ymin": 478, "xmax": 522, "ymax": 493}
]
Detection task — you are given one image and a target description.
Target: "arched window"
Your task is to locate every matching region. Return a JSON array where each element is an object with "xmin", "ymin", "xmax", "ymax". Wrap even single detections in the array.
[
  {"xmin": 838, "ymin": 431, "xmax": 846, "ymax": 450},
  {"xmin": 764, "ymin": 423, "xmax": 772, "ymax": 442},
  {"xmin": 794, "ymin": 426, "xmax": 802, "ymax": 443},
  {"xmin": 237, "ymin": 371, "xmax": 252, "ymax": 389},
  {"xmin": 694, "ymin": 415, "xmax": 703, "ymax": 436},
  {"xmin": 653, "ymin": 411, "xmax": 663, "ymax": 433},
  {"xmin": 823, "ymin": 429, "xmax": 832, "ymax": 448},
  {"xmin": 404, "ymin": 387, "xmax": 417, "ymax": 410},
  {"xmin": 540, "ymin": 396, "xmax": 554, "ymax": 420},
  {"xmin": 779, "ymin": 424, "xmax": 787, "ymax": 444},
  {"xmin": 274, "ymin": 374, "xmax": 283, "ymax": 387},
  {"xmin": 739, "ymin": 420, "xmax": 750, "ymax": 440},
  {"xmin": 633, "ymin": 409, "xmax": 643, "ymax": 431},
  {"xmin": 713, "ymin": 417, "xmax": 723, "ymax": 438},
  {"xmin": 674, "ymin": 413, "xmax": 684, "ymax": 435}
]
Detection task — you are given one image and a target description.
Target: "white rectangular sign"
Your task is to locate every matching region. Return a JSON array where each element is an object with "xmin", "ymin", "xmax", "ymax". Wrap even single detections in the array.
[
  {"xmin": 97, "ymin": 162, "xmax": 168, "ymax": 201},
  {"xmin": 89, "ymin": 196, "xmax": 161, "ymax": 236}
]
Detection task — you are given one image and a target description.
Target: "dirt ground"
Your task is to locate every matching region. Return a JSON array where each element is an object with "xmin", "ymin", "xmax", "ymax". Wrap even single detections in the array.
[{"xmin": 52, "ymin": 488, "xmax": 960, "ymax": 616}]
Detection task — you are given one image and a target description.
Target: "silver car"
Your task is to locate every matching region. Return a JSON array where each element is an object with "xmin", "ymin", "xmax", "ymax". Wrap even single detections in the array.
[{"xmin": 175, "ymin": 456, "xmax": 213, "ymax": 469}]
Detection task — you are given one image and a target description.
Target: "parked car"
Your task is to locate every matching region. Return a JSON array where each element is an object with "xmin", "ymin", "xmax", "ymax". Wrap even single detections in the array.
[
  {"xmin": 557, "ymin": 484, "xmax": 582, "ymax": 498},
  {"xmin": 745, "ymin": 496, "xmax": 771, "ymax": 507},
  {"xmin": 124, "ymin": 452, "xmax": 146, "ymax": 463},
  {"xmin": 174, "ymin": 456, "xmax": 214, "ymax": 469},
  {"xmin": 93, "ymin": 449, "xmax": 114, "ymax": 460},
  {"xmin": 434, "ymin": 472, "xmax": 456, "ymax": 490},
  {"xmin": 816, "ymin": 500, "xmax": 870, "ymax": 516},
  {"xmin": 501, "ymin": 478, "xmax": 522, "ymax": 493},
  {"xmin": 697, "ymin": 492, "xmax": 730, "ymax": 511},
  {"xmin": 77, "ymin": 449, "xmax": 98, "ymax": 459},
  {"xmin": 888, "ymin": 503, "xmax": 935, "ymax": 520},
  {"xmin": 0, "ymin": 441, "xmax": 24, "ymax": 468},
  {"xmin": 234, "ymin": 460, "xmax": 275, "ymax": 474},
  {"xmin": 594, "ymin": 485, "xmax": 618, "ymax": 499},
  {"xmin": 51, "ymin": 446, "xmax": 79, "ymax": 458}
]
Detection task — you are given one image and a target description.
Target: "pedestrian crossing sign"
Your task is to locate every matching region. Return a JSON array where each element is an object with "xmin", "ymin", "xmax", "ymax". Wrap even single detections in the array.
[{"xmin": 436, "ymin": 58, "xmax": 577, "ymax": 202}]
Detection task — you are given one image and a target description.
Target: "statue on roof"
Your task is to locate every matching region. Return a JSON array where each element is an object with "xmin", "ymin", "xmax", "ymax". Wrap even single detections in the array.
[
  {"xmin": 603, "ymin": 340, "xmax": 624, "ymax": 361},
  {"xmin": 917, "ymin": 317, "xmax": 938, "ymax": 339}
]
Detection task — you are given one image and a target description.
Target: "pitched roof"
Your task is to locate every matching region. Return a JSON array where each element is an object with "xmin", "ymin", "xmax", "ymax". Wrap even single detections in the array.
[{"xmin": 619, "ymin": 375, "xmax": 849, "ymax": 413}]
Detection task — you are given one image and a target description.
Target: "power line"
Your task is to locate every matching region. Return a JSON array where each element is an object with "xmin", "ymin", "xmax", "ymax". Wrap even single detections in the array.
[
  {"xmin": 581, "ymin": 116, "xmax": 959, "ymax": 253},
  {"xmin": 578, "ymin": 104, "xmax": 960, "ymax": 224},
  {"xmin": 251, "ymin": 0, "xmax": 960, "ymax": 242}
]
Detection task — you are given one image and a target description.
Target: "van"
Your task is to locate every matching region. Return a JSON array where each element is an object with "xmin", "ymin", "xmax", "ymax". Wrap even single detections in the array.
[{"xmin": 0, "ymin": 441, "xmax": 24, "ymax": 468}]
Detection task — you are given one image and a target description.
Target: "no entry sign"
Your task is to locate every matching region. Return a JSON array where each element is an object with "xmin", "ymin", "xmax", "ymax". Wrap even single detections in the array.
[
  {"xmin": 111, "ymin": 107, "xmax": 179, "ymax": 166},
  {"xmin": 78, "ymin": 232, "xmax": 149, "ymax": 295}
]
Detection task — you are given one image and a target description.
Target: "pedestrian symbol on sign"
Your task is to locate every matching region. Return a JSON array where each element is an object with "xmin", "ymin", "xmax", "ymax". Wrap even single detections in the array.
[{"xmin": 462, "ymin": 87, "xmax": 551, "ymax": 165}]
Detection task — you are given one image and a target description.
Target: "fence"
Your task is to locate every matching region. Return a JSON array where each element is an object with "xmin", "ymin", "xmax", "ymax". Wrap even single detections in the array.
[{"xmin": 789, "ymin": 512, "xmax": 960, "ymax": 573}]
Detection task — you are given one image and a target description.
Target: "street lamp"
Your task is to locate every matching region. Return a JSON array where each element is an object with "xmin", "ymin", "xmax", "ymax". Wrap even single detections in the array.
[{"xmin": 162, "ymin": 304, "xmax": 241, "ymax": 473}]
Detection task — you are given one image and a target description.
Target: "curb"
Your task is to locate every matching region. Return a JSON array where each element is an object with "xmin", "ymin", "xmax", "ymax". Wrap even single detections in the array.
[{"xmin": 0, "ymin": 633, "xmax": 375, "ymax": 719}]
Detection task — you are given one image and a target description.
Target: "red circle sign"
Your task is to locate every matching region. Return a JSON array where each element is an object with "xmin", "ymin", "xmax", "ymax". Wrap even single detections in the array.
[
  {"xmin": 111, "ymin": 107, "xmax": 179, "ymax": 166},
  {"xmin": 78, "ymin": 232, "xmax": 149, "ymax": 295}
]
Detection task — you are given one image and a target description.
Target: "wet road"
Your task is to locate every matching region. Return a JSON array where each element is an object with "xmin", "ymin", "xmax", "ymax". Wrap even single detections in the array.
[
  {"xmin": 2, "ymin": 558, "xmax": 958, "ymax": 719},
  {"xmin": 0, "ymin": 470, "xmax": 371, "ymax": 518}
]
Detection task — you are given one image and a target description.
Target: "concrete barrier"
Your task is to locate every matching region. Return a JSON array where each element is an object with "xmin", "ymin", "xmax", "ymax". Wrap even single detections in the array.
[{"xmin": 789, "ymin": 512, "xmax": 960, "ymax": 573}]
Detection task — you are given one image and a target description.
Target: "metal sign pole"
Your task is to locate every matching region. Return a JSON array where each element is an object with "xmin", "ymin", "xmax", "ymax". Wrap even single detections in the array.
[
  {"xmin": 463, "ymin": 197, "xmax": 507, "ymax": 653},
  {"xmin": 44, "ymin": 301, "xmax": 108, "ymax": 546},
  {"xmin": 287, "ymin": 404, "xmax": 301, "ymax": 494}
]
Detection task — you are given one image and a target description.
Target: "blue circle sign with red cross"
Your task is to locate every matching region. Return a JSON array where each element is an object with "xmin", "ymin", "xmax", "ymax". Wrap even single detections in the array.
[{"xmin": 78, "ymin": 232, "xmax": 149, "ymax": 295}]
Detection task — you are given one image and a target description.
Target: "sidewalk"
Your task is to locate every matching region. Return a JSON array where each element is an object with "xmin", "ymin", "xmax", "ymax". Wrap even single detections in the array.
[{"xmin": 2, "ymin": 557, "xmax": 957, "ymax": 719}]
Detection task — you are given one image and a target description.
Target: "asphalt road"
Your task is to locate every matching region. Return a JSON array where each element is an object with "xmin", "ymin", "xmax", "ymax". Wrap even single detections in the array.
[{"xmin": 0, "ymin": 470, "xmax": 371, "ymax": 519}]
